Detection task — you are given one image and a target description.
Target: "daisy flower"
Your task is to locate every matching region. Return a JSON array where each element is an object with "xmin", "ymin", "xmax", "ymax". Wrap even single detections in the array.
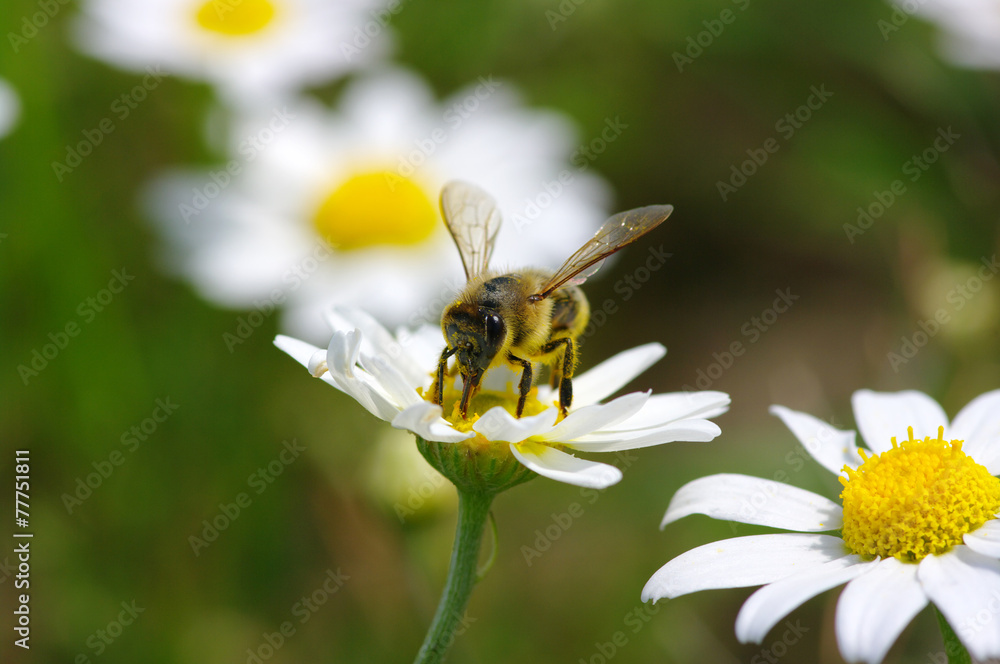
[
  {"xmin": 273, "ymin": 306, "xmax": 730, "ymax": 490},
  {"xmin": 643, "ymin": 389, "xmax": 1000, "ymax": 664},
  {"xmin": 72, "ymin": 0, "xmax": 389, "ymax": 105},
  {"xmin": 907, "ymin": 0, "xmax": 1000, "ymax": 69},
  {"xmin": 147, "ymin": 69, "xmax": 610, "ymax": 340},
  {"xmin": 0, "ymin": 78, "xmax": 20, "ymax": 139}
]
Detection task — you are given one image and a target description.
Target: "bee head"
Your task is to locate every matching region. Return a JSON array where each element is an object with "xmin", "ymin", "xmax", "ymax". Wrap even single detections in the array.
[{"xmin": 443, "ymin": 302, "xmax": 508, "ymax": 383}]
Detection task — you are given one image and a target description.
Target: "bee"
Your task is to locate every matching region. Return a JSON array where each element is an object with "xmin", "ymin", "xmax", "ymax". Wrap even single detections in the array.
[{"xmin": 431, "ymin": 181, "xmax": 673, "ymax": 420}]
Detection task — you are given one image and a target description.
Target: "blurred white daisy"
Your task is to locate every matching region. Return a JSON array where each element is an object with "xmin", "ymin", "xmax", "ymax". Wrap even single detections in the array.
[
  {"xmin": 910, "ymin": 0, "xmax": 1000, "ymax": 68},
  {"xmin": 274, "ymin": 306, "xmax": 730, "ymax": 490},
  {"xmin": 73, "ymin": 0, "xmax": 390, "ymax": 105},
  {"xmin": 643, "ymin": 389, "xmax": 1000, "ymax": 664},
  {"xmin": 0, "ymin": 78, "xmax": 21, "ymax": 139},
  {"xmin": 147, "ymin": 69, "xmax": 610, "ymax": 340}
]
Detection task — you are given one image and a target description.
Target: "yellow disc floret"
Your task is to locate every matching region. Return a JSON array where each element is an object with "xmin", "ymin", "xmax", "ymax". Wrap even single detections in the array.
[
  {"xmin": 313, "ymin": 172, "xmax": 437, "ymax": 251},
  {"xmin": 839, "ymin": 426, "xmax": 1000, "ymax": 562},
  {"xmin": 195, "ymin": 0, "xmax": 277, "ymax": 37},
  {"xmin": 416, "ymin": 386, "xmax": 550, "ymax": 495}
]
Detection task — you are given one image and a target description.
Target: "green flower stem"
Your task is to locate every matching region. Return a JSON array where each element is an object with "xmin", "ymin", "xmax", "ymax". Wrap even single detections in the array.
[
  {"xmin": 413, "ymin": 489, "xmax": 494, "ymax": 664},
  {"xmin": 934, "ymin": 605, "xmax": 972, "ymax": 664}
]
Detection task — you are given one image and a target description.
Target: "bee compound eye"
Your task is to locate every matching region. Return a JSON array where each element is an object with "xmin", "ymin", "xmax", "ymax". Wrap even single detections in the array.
[{"xmin": 484, "ymin": 313, "xmax": 505, "ymax": 344}]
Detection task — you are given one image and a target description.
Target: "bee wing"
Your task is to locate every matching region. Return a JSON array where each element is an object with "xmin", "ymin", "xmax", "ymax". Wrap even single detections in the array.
[
  {"xmin": 440, "ymin": 180, "xmax": 502, "ymax": 280},
  {"xmin": 531, "ymin": 204, "xmax": 673, "ymax": 300}
]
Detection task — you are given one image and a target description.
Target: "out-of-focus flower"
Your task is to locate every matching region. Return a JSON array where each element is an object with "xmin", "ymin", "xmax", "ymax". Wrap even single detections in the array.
[
  {"xmin": 73, "ymin": 0, "xmax": 389, "ymax": 104},
  {"xmin": 643, "ymin": 389, "xmax": 1000, "ymax": 664},
  {"xmin": 365, "ymin": 427, "xmax": 456, "ymax": 522},
  {"xmin": 275, "ymin": 306, "xmax": 729, "ymax": 490},
  {"xmin": 0, "ymin": 78, "xmax": 21, "ymax": 139},
  {"xmin": 147, "ymin": 69, "xmax": 610, "ymax": 340},
  {"xmin": 911, "ymin": 0, "xmax": 1000, "ymax": 69}
]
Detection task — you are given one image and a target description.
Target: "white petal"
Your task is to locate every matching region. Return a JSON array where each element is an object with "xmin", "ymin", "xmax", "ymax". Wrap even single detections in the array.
[
  {"xmin": 510, "ymin": 444, "xmax": 622, "ymax": 489},
  {"xmin": 358, "ymin": 352, "xmax": 422, "ymax": 408},
  {"xmin": 537, "ymin": 391, "xmax": 649, "ymax": 442},
  {"xmin": 473, "ymin": 407, "xmax": 558, "ymax": 443},
  {"xmin": 837, "ymin": 557, "xmax": 927, "ymax": 664},
  {"xmin": 322, "ymin": 330, "xmax": 404, "ymax": 420},
  {"xmin": 307, "ymin": 350, "xmax": 327, "ymax": 377},
  {"xmin": 661, "ymin": 474, "xmax": 842, "ymax": 532},
  {"xmin": 770, "ymin": 405, "xmax": 862, "ymax": 475},
  {"xmin": 641, "ymin": 534, "xmax": 848, "ymax": 602},
  {"xmin": 328, "ymin": 371, "xmax": 401, "ymax": 422},
  {"xmin": 964, "ymin": 519, "xmax": 1000, "ymax": 558},
  {"xmin": 571, "ymin": 343, "xmax": 666, "ymax": 406},
  {"xmin": 949, "ymin": 389, "xmax": 1000, "ymax": 475},
  {"xmin": 327, "ymin": 306, "xmax": 428, "ymax": 389},
  {"xmin": 567, "ymin": 418, "xmax": 721, "ymax": 452},
  {"xmin": 327, "ymin": 329, "xmax": 363, "ymax": 378},
  {"xmin": 274, "ymin": 335, "xmax": 322, "ymax": 369},
  {"xmin": 276, "ymin": 333, "xmax": 398, "ymax": 420},
  {"xmin": 602, "ymin": 390, "xmax": 731, "ymax": 432},
  {"xmin": 736, "ymin": 555, "xmax": 876, "ymax": 644},
  {"xmin": 392, "ymin": 402, "xmax": 473, "ymax": 444},
  {"xmin": 851, "ymin": 389, "xmax": 949, "ymax": 454},
  {"xmin": 919, "ymin": 546, "xmax": 1000, "ymax": 661}
]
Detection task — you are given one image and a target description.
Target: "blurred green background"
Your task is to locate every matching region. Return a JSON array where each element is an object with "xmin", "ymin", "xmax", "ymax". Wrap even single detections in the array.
[{"xmin": 3, "ymin": 0, "xmax": 1000, "ymax": 663}]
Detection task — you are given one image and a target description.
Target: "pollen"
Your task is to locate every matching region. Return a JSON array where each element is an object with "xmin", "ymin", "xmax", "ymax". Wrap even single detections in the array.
[
  {"xmin": 195, "ymin": 0, "xmax": 277, "ymax": 37},
  {"xmin": 313, "ymin": 172, "xmax": 437, "ymax": 251},
  {"xmin": 839, "ymin": 426, "xmax": 1000, "ymax": 562}
]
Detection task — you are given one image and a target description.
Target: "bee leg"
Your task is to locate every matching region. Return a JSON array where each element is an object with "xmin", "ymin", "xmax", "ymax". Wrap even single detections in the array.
[
  {"xmin": 549, "ymin": 355, "xmax": 562, "ymax": 391},
  {"xmin": 507, "ymin": 354, "xmax": 533, "ymax": 418},
  {"xmin": 431, "ymin": 346, "xmax": 458, "ymax": 406},
  {"xmin": 542, "ymin": 338, "xmax": 575, "ymax": 417}
]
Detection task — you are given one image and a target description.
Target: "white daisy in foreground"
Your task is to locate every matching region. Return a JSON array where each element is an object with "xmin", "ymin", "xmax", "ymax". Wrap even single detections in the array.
[
  {"xmin": 73, "ymin": 0, "xmax": 388, "ymax": 104},
  {"xmin": 907, "ymin": 0, "xmax": 1000, "ymax": 69},
  {"xmin": 274, "ymin": 306, "xmax": 729, "ymax": 490},
  {"xmin": 643, "ymin": 389, "xmax": 1000, "ymax": 664},
  {"xmin": 0, "ymin": 78, "xmax": 21, "ymax": 139},
  {"xmin": 147, "ymin": 69, "xmax": 610, "ymax": 341}
]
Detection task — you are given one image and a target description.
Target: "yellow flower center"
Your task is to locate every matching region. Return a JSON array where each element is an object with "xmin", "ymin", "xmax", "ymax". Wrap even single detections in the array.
[
  {"xmin": 195, "ymin": 0, "xmax": 277, "ymax": 37},
  {"xmin": 839, "ymin": 426, "xmax": 1000, "ymax": 562},
  {"xmin": 312, "ymin": 172, "xmax": 438, "ymax": 251}
]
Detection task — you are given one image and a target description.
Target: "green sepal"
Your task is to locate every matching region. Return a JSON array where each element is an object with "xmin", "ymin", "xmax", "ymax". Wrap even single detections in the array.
[{"xmin": 416, "ymin": 436, "xmax": 536, "ymax": 495}]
